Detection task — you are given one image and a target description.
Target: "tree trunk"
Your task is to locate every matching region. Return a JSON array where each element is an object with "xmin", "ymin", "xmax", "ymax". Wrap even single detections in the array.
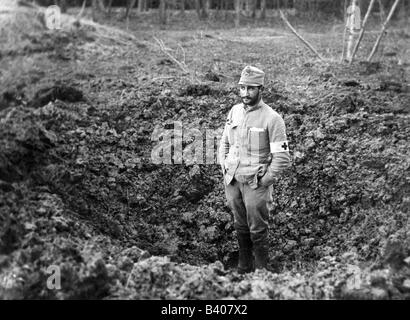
[
  {"xmin": 341, "ymin": 0, "xmax": 348, "ymax": 61},
  {"xmin": 195, "ymin": 0, "xmax": 201, "ymax": 18},
  {"xmin": 202, "ymin": 0, "xmax": 209, "ymax": 19},
  {"xmin": 61, "ymin": 0, "xmax": 67, "ymax": 13},
  {"xmin": 54, "ymin": 0, "xmax": 67, "ymax": 13},
  {"xmin": 159, "ymin": 0, "xmax": 167, "ymax": 26},
  {"xmin": 215, "ymin": 0, "xmax": 220, "ymax": 16},
  {"xmin": 245, "ymin": 0, "xmax": 251, "ymax": 16},
  {"xmin": 344, "ymin": 0, "xmax": 348, "ymax": 18},
  {"xmin": 195, "ymin": 0, "xmax": 209, "ymax": 19},
  {"xmin": 260, "ymin": 0, "xmax": 266, "ymax": 19},
  {"xmin": 124, "ymin": 0, "xmax": 137, "ymax": 19},
  {"xmin": 206, "ymin": 0, "xmax": 211, "ymax": 17},
  {"xmin": 251, "ymin": 0, "xmax": 256, "ymax": 18},
  {"xmin": 97, "ymin": 0, "xmax": 105, "ymax": 11},
  {"xmin": 235, "ymin": 0, "xmax": 242, "ymax": 27},
  {"xmin": 377, "ymin": 0, "xmax": 386, "ymax": 21},
  {"xmin": 398, "ymin": 0, "xmax": 405, "ymax": 19},
  {"xmin": 92, "ymin": 0, "xmax": 98, "ymax": 21},
  {"xmin": 223, "ymin": 0, "xmax": 228, "ymax": 20},
  {"xmin": 138, "ymin": 0, "xmax": 143, "ymax": 14},
  {"xmin": 107, "ymin": 0, "xmax": 113, "ymax": 14},
  {"xmin": 142, "ymin": 0, "xmax": 149, "ymax": 11},
  {"xmin": 180, "ymin": 0, "xmax": 185, "ymax": 15}
]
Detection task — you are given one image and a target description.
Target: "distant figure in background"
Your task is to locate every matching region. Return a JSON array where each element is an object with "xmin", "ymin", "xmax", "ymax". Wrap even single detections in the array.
[
  {"xmin": 347, "ymin": 0, "xmax": 362, "ymax": 32},
  {"xmin": 45, "ymin": 5, "xmax": 61, "ymax": 30},
  {"xmin": 346, "ymin": 0, "xmax": 362, "ymax": 60},
  {"xmin": 218, "ymin": 66, "xmax": 291, "ymax": 273}
]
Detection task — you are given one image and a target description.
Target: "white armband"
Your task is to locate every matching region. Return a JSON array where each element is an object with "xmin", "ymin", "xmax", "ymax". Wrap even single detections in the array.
[{"xmin": 270, "ymin": 141, "xmax": 289, "ymax": 153}]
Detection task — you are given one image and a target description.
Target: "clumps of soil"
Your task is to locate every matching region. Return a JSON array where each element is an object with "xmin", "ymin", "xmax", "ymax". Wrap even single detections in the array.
[
  {"xmin": 178, "ymin": 83, "xmax": 236, "ymax": 99},
  {"xmin": 358, "ymin": 61, "xmax": 382, "ymax": 75},
  {"xmin": 2, "ymin": 75, "xmax": 409, "ymax": 299},
  {"xmin": 0, "ymin": 90, "xmax": 25, "ymax": 111},
  {"xmin": 1, "ymin": 0, "xmax": 409, "ymax": 300},
  {"xmin": 29, "ymin": 85, "xmax": 85, "ymax": 108},
  {"xmin": 110, "ymin": 252, "xmax": 410, "ymax": 299},
  {"xmin": 181, "ymin": 84, "xmax": 213, "ymax": 96},
  {"xmin": 0, "ymin": 106, "xmax": 57, "ymax": 182},
  {"xmin": 204, "ymin": 70, "xmax": 221, "ymax": 82}
]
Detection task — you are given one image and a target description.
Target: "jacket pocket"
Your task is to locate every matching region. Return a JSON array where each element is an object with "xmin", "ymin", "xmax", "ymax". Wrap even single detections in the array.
[
  {"xmin": 247, "ymin": 127, "xmax": 268, "ymax": 152},
  {"xmin": 228, "ymin": 121, "xmax": 240, "ymax": 145}
]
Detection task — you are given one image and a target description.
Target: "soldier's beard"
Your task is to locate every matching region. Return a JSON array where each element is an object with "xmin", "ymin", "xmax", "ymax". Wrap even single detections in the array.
[{"xmin": 241, "ymin": 93, "xmax": 260, "ymax": 106}]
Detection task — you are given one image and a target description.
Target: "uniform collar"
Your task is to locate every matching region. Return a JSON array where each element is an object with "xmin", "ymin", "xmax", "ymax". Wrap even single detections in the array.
[{"xmin": 243, "ymin": 99, "xmax": 263, "ymax": 113}]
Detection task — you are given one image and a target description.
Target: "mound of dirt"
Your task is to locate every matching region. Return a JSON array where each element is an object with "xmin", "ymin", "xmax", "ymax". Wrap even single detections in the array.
[
  {"xmin": 29, "ymin": 85, "xmax": 85, "ymax": 108},
  {"xmin": 0, "ymin": 106, "xmax": 57, "ymax": 182},
  {"xmin": 0, "ymin": 2, "xmax": 409, "ymax": 300}
]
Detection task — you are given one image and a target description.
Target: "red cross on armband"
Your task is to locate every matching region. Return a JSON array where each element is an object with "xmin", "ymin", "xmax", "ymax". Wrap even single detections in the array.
[{"xmin": 270, "ymin": 141, "xmax": 289, "ymax": 153}]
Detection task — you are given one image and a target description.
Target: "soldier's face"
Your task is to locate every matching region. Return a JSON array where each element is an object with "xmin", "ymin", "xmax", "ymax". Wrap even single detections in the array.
[{"xmin": 240, "ymin": 85, "xmax": 262, "ymax": 106}]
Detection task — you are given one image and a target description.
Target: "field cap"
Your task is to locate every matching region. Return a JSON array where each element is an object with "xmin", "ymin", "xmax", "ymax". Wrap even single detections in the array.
[{"xmin": 238, "ymin": 66, "xmax": 265, "ymax": 86}]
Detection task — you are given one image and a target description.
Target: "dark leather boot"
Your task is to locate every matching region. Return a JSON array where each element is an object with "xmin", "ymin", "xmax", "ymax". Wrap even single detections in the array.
[
  {"xmin": 251, "ymin": 231, "xmax": 269, "ymax": 270},
  {"xmin": 237, "ymin": 232, "xmax": 254, "ymax": 274},
  {"xmin": 254, "ymin": 242, "xmax": 269, "ymax": 270}
]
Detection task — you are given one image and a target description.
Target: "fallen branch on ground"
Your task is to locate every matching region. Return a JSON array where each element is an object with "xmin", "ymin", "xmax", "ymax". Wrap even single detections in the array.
[
  {"xmin": 349, "ymin": 0, "xmax": 375, "ymax": 64},
  {"xmin": 341, "ymin": 26, "xmax": 347, "ymax": 62},
  {"xmin": 153, "ymin": 37, "xmax": 190, "ymax": 74},
  {"xmin": 16, "ymin": 0, "xmax": 38, "ymax": 8},
  {"xmin": 177, "ymin": 44, "xmax": 186, "ymax": 65},
  {"xmin": 340, "ymin": 0, "xmax": 348, "ymax": 62},
  {"xmin": 279, "ymin": 10, "xmax": 324, "ymax": 61},
  {"xmin": 203, "ymin": 33, "xmax": 246, "ymax": 43},
  {"xmin": 152, "ymin": 76, "xmax": 177, "ymax": 81},
  {"xmin": 74, "ymin": 0, "xmax": 86, "ymax": 25},
  {"xmin": 77, "ymin": 19, "xmax": 155, "ymax": 49},
  {"xmin": 367, "ymin": 0, "xmax": 401, "ymax": 62}
]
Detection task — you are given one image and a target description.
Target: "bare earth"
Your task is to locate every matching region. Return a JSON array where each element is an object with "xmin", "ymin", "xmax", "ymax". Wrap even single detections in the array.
[{"xmin": 0, "ymin": 6, "xmax": 409, "ymax": 299}]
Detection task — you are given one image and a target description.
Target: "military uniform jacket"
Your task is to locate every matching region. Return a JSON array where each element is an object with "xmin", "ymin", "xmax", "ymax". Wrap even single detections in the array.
[{"xmin": 218, "ymin": 99, "xmax": 291, "ymax": 188}]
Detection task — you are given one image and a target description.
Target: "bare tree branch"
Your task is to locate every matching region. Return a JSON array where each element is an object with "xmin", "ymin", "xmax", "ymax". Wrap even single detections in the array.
[
  {"xmin": 340, "ymin": 0, "xmax": 348, "ymax": 62},
  {"xmin": 279, "ymin": 10, "xmax": 324, "ymax": 61},
  {"xmin": 367, "ymin": 0, "xmax": 401, "ymax": 62},
  {"xmin": 177, "ymin": 44, "xmax": 186, "ymax": 64},
  {"xmin": 349, "ymin": 0, "xmax": 375, "ymax": 64},
  {"xmin": 75, "ymin": 0, "xmax": 86, "ymax": 24},
  {"xmin": 153, "ymin": 37, "xmax": 189, "ymax": 74}
]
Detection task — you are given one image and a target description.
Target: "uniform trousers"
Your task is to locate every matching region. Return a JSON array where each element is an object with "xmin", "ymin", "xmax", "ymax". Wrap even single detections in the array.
[{"xmin": 225, "ymin": 178, "xmax": 273, "ymax": 244}]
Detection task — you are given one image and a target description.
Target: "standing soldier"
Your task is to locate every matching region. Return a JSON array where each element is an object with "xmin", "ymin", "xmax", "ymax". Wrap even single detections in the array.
[
  {"xmin": 345, "ymin": 0, "xmax": 362, "ymax": 61},
  {"xmin": 218, "ymin": 66, "xmax": 291, "ymax": 273}
]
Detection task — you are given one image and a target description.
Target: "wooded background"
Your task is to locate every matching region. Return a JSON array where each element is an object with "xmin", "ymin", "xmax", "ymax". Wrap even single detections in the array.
[{"xmin": 37, "ymin": 0, "xmax": 410, "ymax": 21}]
